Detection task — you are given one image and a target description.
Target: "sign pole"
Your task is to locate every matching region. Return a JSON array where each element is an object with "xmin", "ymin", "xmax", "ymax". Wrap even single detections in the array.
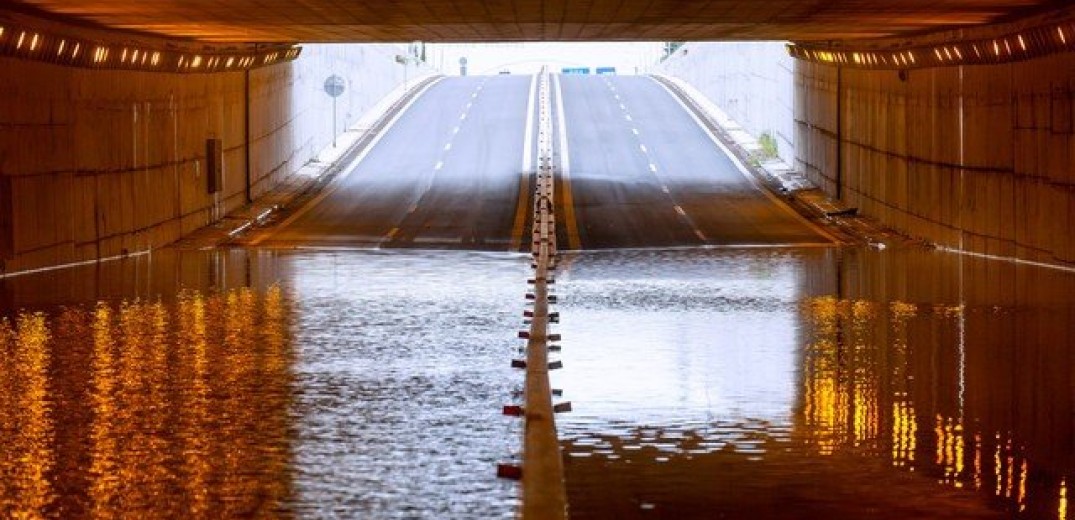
[{"xmin": 323, "ymin": 74, "xmax": 346, "ymax": 149}]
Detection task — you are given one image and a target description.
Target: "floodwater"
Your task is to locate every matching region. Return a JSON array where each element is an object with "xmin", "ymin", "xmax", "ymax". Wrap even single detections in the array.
[
  {"xmin": 0, "ymin": 245, "xmax": 1072, "ymax": 518},
  {"xmin": 0, "ymin": 249, "xmax": 525, "ymax": 518},
  {"xmin": 555, "ymin": 247, "xmax": 1075, "ymax": 519}
]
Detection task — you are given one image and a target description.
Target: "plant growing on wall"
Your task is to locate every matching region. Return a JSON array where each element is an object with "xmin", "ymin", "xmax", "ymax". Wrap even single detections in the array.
[{"xmin": 758, "ymin": 132, "xmax": 779, "ymax": 160}]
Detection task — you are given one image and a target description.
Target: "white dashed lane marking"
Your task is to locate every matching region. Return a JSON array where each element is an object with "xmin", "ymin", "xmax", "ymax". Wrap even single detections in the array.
[
  {"xmin": 649, "ymin": 163, "xmax": 657, "ymax": 173},
  {"xmin": 639, "ymin": 144, "xmax": 647, "ymax": 153}
]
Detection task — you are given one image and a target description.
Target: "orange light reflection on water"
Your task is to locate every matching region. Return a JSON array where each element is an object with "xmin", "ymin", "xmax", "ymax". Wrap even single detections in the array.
[
  {"xmin": 0, "ymin": 286, "xmax": 293, "ymax": 518},
  {"xmin": 801, "ymin": 294, "xmax": 1072, "ymax": 517}
]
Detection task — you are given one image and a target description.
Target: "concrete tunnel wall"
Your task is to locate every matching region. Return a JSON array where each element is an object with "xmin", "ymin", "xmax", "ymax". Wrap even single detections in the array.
[
  {"xmin": 0, "ymin": 43, "xmax": 424, "ymax": 275},
  {"xmin": 796, "ymin": 53, "xmax": 1075, "ymax": 265},
  {"xmin": 658, "ymin": 39, "xmax": 1075, "ymax": 267},
  {"xmin": 654, "ymin": 42, "xmax": 796, "ymax": 166}
]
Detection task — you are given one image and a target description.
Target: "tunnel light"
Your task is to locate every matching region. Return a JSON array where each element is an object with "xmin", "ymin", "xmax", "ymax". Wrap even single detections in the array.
[
  {"xmin": 0, "ymin": 19, "xmax": 300, "ymax": 73},
  {"xmin": 790, "ymin": 15, "xmax": 1075, "ymax": 69}
]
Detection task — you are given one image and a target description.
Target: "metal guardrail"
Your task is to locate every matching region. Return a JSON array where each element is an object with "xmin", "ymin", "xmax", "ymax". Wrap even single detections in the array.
[{"xmin": 501, "ymin": 69, "xmax": 569, "ymax": 520}]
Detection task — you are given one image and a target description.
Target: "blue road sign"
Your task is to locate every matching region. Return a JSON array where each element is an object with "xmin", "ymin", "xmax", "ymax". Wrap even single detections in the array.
[
  {"xmin": 596, "ymin": 67, "xmax": 617, "ymax": 75},
  {"xmin": 561, "ymin": 67, "xmax": 590, "ymax": 75}
]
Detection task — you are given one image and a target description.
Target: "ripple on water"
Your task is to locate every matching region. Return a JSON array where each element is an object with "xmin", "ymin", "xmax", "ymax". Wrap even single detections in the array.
[{"xmin": 282, "ymin": 250, "xmax": 527, "ymax": 519}]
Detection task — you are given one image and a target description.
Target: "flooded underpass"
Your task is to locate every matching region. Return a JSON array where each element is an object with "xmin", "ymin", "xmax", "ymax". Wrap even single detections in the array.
[
  {"xmin": 555, "ymin": 247, "xmax": 1075, "ymax": 519},
  {"xmin": 0, "ymin": 244, "xmax": 1072, "ymax": 518},
  {"xmin": 0, "ymin": 249, "xmax": 525, "ymax": 518}
]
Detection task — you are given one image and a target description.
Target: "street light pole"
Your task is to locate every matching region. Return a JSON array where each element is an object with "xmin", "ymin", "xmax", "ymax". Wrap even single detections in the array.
[{"xmin": 395, "ymin": 53, "xmax": 412, "ymax": 93}]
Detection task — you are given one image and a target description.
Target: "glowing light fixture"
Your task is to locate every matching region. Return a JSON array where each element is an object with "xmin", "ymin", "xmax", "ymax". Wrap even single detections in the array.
[
  {"xmin": 788, "ymin": 16, "xmax": 1075, "ymax": 70},
  {"xmin": 0, "ymin": 20, "xmax": 300, "ymax": 73}
]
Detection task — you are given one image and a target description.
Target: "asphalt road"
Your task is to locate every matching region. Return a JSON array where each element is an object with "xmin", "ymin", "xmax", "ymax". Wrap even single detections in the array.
[
  {"xmin": 554, "ymin": 74, "xmax": 833, "ymax": 249},
  {"xmin": 254, "ymin": 75, "xmax": 536, "ymax": 250},
  {"xmin": 253, "ymin": 73, "xmax": 831, "ymax": 251}
]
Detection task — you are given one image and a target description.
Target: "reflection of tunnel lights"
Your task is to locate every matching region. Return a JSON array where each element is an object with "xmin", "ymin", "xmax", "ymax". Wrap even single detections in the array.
[
  {"xmin": 790, "ymin": 18, "xmax": 1075, "ymax": 69},
  {"xmin": 0, "ymin": 21, "xmax": 300, "ymax": 73},
  {"xmin": 1061, "ymin": 479, "xmax": 1069, "ymax": 520}
]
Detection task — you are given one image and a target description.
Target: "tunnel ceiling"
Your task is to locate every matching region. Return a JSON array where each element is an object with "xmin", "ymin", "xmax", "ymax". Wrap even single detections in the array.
[{"xmin": 6, "ymin": 0, "xmax": 1065, "ymax": 43}]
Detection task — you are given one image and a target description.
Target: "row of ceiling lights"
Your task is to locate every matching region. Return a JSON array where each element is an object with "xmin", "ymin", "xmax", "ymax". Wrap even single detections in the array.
[
  {"xmin": 0, "ymin": 23, "xmax": 301, "ymax": 73},
  {"xmin": 790, "ymin": 18, "xmax": 1075, "ymax": 69}
]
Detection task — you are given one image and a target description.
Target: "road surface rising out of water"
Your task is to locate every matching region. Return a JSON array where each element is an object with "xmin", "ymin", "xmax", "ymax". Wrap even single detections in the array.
[{"xmin": 252, "ymin": 75, "xmax": 535, "ymax": 250}]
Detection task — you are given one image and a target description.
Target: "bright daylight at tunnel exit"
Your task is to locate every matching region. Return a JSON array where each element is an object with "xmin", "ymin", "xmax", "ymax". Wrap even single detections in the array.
[{"xmin": 1, "ymin": 1, "xmax": 1075, "ymax": 518}]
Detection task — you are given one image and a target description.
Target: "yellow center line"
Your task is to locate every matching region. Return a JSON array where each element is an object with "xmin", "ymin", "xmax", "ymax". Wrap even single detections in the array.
[
  {"xmin": 510, "ymin": 73, "xmax": 540, "ymax": 252},
  {"xmin": 509, "ymin": 174, "xmax": 532, "ymax": 252},
  {"xmin": 552, "ymin": 74, "xmax": 581, "ymax": 250}
]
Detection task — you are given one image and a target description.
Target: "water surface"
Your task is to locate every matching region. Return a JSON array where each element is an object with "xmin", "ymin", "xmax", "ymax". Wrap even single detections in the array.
[{"xmin": 554, "ymin": 247, "xmax": 1075, "ymax": 520}]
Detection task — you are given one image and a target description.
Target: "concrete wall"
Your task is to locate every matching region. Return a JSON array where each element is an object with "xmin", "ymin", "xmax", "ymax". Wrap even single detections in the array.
[
  {"xmin": 796, "ymin": 53, "xmax": 1075, "ymax": 265},
  {"xmin": 655, "ymin": 42, "xmax": 795, "ymax": 164},
  {"xmin": 0, "ymin": 44, "xmax": 423, "ymax": 274}
]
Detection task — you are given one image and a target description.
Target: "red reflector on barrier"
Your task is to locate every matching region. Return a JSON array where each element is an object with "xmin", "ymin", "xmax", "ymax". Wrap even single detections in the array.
[{"xmin": 497, "ymin": 464, "xmax": 522, "ymax": 480}]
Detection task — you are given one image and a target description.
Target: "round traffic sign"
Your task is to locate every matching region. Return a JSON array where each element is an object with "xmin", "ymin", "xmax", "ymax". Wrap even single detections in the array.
[{"xmin": 324, "ymin": 75, "xmax": 346, "ymax": 98}]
